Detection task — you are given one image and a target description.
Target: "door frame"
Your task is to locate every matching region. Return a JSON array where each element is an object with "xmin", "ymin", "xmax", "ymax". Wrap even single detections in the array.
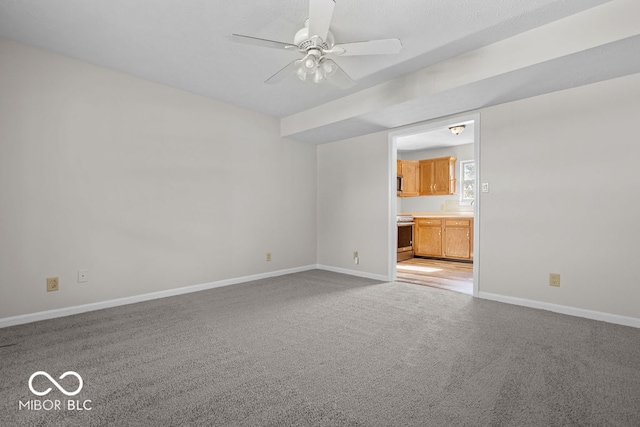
[{"xmin": 388, "ymin": 112, "xmax": 481, "ymax": 296}]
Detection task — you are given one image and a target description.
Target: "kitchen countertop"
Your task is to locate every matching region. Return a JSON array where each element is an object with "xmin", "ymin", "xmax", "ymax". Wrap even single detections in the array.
[{"xmin": 399, "ymin": 211, "xmax": 474, "ymax": 218}]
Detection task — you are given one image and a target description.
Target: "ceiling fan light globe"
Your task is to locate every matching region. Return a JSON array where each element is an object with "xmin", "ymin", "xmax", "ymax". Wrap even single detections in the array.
[
  {"xmin": 300, "ymin": 55, "xmax": 318, "ymax": 74},
  {"xmin": 313, "ymin": 70, "xmax": 325, "ymax": 83},
  {"xmin": 304, "ymin": 57, "xmax": 317, "ymax": 70},
  {"xmin": 296, "ymin": 67, "xmax": 308, "ymax": 81},
  {"xmin": 320, "ymin": 60, "xmax": 336, "ymax": 76}
]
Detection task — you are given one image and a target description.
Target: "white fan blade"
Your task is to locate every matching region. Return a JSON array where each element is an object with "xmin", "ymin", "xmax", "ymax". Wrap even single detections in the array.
[
  {"xmin": 330, "ymin": 39, "xmax": 402, "ymax": 56},
  {"xmin": 323, "ymin": 59, "xmax": 355, "ymax": 89},
  {"xmin": 308, "ymin": 0, "xmax": 335, "ymax": 42},
  {"xmin": 227, "ymin": 34, "xmax": 297, "ymax": 51},
  {"xmin": 265, "ymin": 60, "xmax": 300, "ymax": 85}
]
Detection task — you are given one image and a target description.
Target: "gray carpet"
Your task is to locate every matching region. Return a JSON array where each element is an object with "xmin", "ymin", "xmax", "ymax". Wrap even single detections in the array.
[{"xmin": 1, "ymin": 269, "xmax": 639, "ymax": 426}]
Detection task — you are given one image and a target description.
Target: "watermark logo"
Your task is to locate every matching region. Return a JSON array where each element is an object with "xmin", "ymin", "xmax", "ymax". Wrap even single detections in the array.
[
  {"xmin": 28, "ymin": 371, "xmax": 83, "ymax": 396},
  {"xmin": 19, "ymin": 371, "xmax": 92, "ymax": 411}
]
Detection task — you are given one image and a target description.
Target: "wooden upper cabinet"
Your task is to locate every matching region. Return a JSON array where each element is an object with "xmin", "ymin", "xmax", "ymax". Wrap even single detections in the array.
[
  {"xmin": 419, "ymin": 156, "xmax": 457, "ymax": 196},
  {"xmin": 418, "ymin": 160, "xmax": 434, "ymax": 195},
  {"xmin": 398, "ymin": 160, "xmax": 419, "ymax": 197}
]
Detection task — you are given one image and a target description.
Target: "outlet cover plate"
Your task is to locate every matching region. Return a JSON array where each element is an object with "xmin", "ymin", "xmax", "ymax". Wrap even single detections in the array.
[
  {"xmin": 46, "ymin": 277, "xmax": 59, "ymax": 292},
  {"xmin": 78, "ymin": 270, "xmax": 88, "ymax": 283}
]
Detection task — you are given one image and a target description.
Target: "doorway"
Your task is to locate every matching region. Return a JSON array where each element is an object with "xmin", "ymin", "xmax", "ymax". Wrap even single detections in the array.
[{"xmin": 389, "ymin": 113, "xmax": 480, "ymax": 296}]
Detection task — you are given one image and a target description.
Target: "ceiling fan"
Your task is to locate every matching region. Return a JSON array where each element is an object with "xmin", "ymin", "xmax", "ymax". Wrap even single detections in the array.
[{"xmin": 227, "ymin": 0, "xmax": 402, "ymax": 89}]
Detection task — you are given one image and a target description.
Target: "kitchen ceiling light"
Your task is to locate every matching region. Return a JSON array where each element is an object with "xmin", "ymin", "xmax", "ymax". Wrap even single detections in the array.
[{"xmin": 449, "ymin": 125, "xmax": 466, "ymax": 135}]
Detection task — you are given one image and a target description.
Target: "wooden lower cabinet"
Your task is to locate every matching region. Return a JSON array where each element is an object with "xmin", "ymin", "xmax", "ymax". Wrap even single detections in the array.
[
  {"xmin": 414, "ymin": 219, "xmax": 442, "ymax": 257},
  {"xmin": 443, "ymin": 219, "xmax": 473, "ymax": 260},
  {"xmin": 415, "ymin": 217, "xmax": 473, "ymax": 260}
]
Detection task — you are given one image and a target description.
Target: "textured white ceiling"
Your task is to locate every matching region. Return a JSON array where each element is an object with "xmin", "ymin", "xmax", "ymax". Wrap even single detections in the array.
[
  {"xmin": 0, "ymin": 0, "xmax": 612, "ymax": 122},
  {"xmin": 397, "ymin": 121, "xmax": 475, "ymax": 152}
]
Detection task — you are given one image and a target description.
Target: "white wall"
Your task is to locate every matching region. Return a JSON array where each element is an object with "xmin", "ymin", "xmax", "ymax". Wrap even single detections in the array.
[
  {"xmin": 317, "ymin": 131, "xmax": 391, "ymax": 279},
  {"xmin": 479, "ymin": 72, "xmax": 640, "ymax": 319},
  {"xmin": 398, "ymin": 143, "xmax": 475, "ymax": 212},
  {"xmin": 317, "ymin": 72, "xmax": 640, "ymax": 323},
  {"xmin": 0, "ymin": 39, "xmax": 317, "ymax": 319},
  {"xmin": 3, "ymin": 35, "xmax": 639, "ymax": 325}
]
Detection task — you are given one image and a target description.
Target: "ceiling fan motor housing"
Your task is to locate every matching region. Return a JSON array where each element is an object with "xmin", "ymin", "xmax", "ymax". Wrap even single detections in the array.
[{"xmin": 294, "ymin": 26, "xmax": 335, "ymax": 51}]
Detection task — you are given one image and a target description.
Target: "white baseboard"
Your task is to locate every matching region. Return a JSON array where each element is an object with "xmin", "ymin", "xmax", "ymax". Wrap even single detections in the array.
[
  {"xmin": 478, "ymin": 291, "xmax": 640, "ymax": 329},
  {"xmin": 316, "ymin": 264, "xmax": 391, "ymax": 282},
  {"xmin": 0, "ymin": 265, "xmax": 317, "ymax": 329}
]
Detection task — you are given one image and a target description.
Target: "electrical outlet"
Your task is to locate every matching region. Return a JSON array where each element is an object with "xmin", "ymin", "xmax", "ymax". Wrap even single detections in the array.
[
  {"xmin": 46, "ymin": 277, "xmax": 59, "ymax": 292},
  {"xmin": 78, "ymin": 270, "xmax": 88, "ymax": 283},
  {"xmin": 549, "ymin": 273, "xmax": 560, "ymax": 287},
  {"xmin": 266, "ymin": 252, "xmax": 271, "ymax": 262},
  {"xmin": 353, "ymin": 251, "xmax": 359, "ymax": 265}
]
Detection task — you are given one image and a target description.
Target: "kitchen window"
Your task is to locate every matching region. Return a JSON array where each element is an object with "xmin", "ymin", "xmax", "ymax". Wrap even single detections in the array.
[{"xmin": 460, "ymin": 160, "xmax": 475, "ymax": 204}]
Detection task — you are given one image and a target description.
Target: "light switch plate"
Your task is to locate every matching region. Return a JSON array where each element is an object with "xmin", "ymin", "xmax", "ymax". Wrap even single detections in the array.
[{"xmin": 481, "ymin": 182, "xmax": 489, "ymax": 193}]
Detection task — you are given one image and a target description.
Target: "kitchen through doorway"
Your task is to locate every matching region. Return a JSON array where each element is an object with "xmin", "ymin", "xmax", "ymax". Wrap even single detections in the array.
[{"xmin": 391, "ymin": 114, "xmax": 479, "ymax": 296}]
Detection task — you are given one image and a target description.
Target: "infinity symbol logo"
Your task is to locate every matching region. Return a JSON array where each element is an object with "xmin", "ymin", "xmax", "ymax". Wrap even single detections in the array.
[{"xmin": 28, "ymin": 371, "xmax": 83, "ymax": 396}]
